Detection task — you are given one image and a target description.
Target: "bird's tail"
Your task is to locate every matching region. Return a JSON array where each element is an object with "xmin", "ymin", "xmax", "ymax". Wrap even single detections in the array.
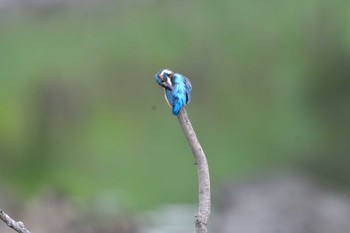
[{"xmin": 172, "ymin": 101, "xmax": 182, "ymax": 115}]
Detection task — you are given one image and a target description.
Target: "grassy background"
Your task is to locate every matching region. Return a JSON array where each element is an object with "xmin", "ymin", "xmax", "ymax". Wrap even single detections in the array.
[{"xmin": 0, "ymin": 0, "xmax": 350, "ymax": 209}]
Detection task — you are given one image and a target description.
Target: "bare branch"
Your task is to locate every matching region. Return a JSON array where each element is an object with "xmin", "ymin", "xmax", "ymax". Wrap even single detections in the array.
[
  {"xmin": 0, "ymin": 209, "xmax": 31, "ymax": 233},
  {"xmin": 177, "ymin": 108, "xmax": 211, "ymax": 233}
]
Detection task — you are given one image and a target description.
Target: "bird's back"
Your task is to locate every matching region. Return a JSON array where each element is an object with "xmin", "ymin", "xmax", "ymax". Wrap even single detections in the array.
[{"xmin": 171, "ymin": 74, "xmax": 192, "ymax": 115}]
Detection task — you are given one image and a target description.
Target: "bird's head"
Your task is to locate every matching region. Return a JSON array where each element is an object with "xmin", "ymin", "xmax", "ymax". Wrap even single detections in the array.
[{"xmin": 155, "ymin": 69, "xmax": 174, "ymax": 90}]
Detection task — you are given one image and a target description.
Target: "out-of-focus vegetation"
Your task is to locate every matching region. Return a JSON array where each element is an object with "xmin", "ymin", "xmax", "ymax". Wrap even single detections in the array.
[{"xmin": 0, "ymin": 0, "xmax": 349, "ymax": 210}]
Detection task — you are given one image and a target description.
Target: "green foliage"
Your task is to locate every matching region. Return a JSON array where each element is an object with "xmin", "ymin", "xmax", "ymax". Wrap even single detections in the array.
[{"xmin": 0, "ymin": 1, "xmax": 349, "ymax": 209}]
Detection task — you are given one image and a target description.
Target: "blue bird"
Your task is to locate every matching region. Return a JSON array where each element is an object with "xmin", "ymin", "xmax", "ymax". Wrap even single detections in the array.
[{"xmin": 155, "ymin": 69, "xmax": 192, "ymax": 116}]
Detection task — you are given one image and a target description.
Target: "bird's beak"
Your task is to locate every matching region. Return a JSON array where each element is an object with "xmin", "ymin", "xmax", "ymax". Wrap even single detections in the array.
[
  {"xmin": 166, "ymin": 78, "xmax": 173, "ymax": 87},
  {"xmin": 165, "ymin": 78, "xmax": 173, "ymax": 90},
  {"xmin": 162, "ymin": 81, "xmax": 172, "ymax": 91}
]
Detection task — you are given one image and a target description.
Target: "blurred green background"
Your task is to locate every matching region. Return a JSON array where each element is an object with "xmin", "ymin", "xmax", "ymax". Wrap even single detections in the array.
[{"xmin": 0, "ymin": 0, "xmax": 349, "ymax": 210}]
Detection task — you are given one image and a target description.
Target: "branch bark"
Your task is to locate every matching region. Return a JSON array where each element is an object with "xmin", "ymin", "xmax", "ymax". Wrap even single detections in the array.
[
  {"xmin": 0, "ymin": 209, "xmax": 31, "ymax": 233},
  {"xmin": 177, "ymin": 108, "xmax": 211, "ymax": 233}
]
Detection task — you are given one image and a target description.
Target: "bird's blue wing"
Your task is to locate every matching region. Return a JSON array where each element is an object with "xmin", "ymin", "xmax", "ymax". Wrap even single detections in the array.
[
  {"xmin": 172, "ymin": 95, "xmax": 184, "ymax": 115},
  {"xmin": 171, "ymin": 84, "xmax": 188, "ymax": 115}
]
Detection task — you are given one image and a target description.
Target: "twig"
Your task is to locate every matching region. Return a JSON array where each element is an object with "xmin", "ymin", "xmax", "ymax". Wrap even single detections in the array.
[
  {"xmin": 177, "ymin": 108, "xmax": 211, "ymax": 233},
  {"xmin": 0, "ymin": 209, "xmax": 31, "ymax": 233}
]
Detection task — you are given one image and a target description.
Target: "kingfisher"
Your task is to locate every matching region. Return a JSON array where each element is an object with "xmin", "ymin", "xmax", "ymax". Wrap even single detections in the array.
[{"xmin": 155, "ymin": 69, "xmax": 192, "ymax": 116}]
